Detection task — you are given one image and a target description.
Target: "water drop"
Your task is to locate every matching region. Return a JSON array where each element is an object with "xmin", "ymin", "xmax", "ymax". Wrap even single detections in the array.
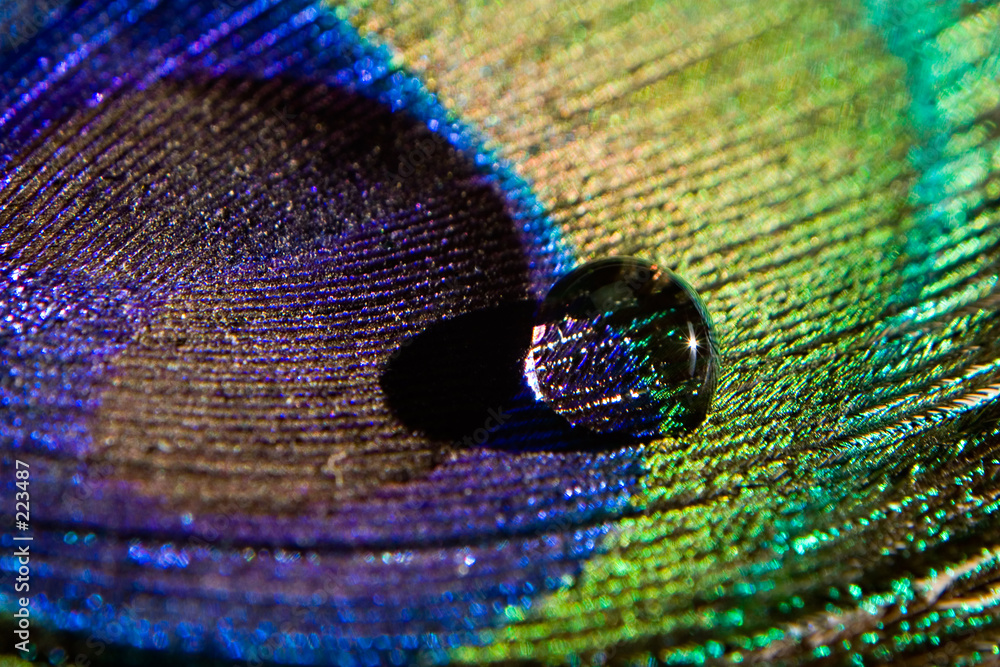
[{"xmin": 524, "ymin": 257, "xmax": 717, "ymax": 438}]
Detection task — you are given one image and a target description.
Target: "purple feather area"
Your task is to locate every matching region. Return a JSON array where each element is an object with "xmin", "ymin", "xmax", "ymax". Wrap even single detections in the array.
[{"xmin": 0, "ymin": 0, "xmax": 640, "ymax": 664}]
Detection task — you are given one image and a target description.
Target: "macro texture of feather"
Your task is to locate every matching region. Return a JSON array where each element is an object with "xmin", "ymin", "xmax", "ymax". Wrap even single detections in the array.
[{"xmin": 1, "ymin": 0, "xmax": 1000, "ymax": 665}]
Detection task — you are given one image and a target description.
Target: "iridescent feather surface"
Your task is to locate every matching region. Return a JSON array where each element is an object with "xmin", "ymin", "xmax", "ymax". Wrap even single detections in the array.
[{"xmin": 1, "ymin": 0, "xmax": 1000, "ymax": 665}]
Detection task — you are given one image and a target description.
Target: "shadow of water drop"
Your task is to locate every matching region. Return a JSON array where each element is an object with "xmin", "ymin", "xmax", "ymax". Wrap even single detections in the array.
[{"xmin": 380, "ymin": 299, "xmax": 644, "ymax": 452}]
